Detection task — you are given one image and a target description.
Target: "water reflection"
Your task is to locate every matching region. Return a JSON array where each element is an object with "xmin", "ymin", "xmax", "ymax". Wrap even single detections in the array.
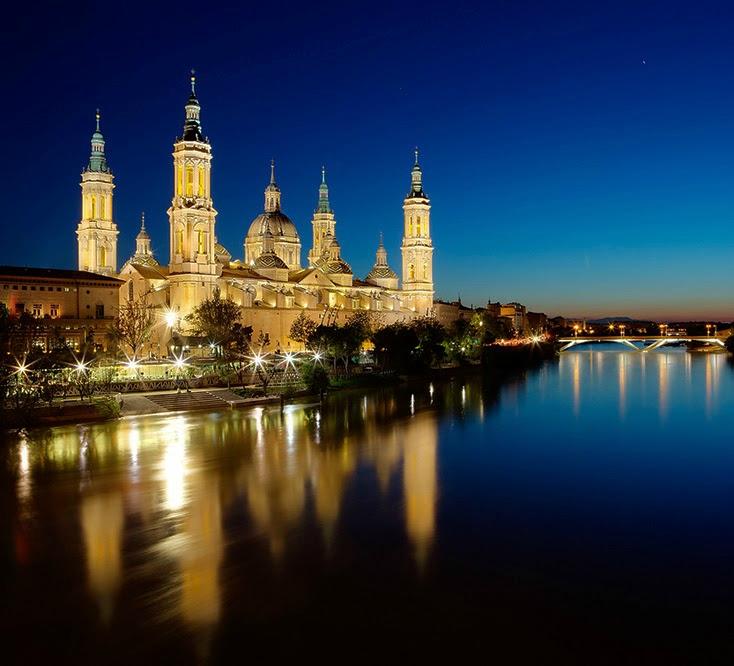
[{"xmin": 5, "ymin": 352, "xmax": 734, "ymax": 661}]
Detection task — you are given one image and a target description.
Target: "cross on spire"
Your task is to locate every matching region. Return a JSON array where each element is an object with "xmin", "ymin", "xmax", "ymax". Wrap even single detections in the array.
[
  {"xmin": 190, "ymin": 69, "xmax": 196, "ymax": 94},
  {"xmin": 95, "ymin": 109, "xmax": 100, "ymax": 132}
]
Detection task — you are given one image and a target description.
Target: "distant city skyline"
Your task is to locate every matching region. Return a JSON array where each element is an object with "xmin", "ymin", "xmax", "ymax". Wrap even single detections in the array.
[{"xmin": 4, "ymin": 0, "xmax": 734, "ymax": 319}]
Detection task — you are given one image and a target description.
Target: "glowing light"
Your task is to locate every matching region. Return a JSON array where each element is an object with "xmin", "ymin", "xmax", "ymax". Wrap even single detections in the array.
[
  {"xmin": 171, "ymin": 352, "xmax": 188, "ymax": 370},
  {"xmin": 124, "ymin": 356, "xmax": 140, "ymax": 371},
  {"xmin": 163, "ymin": 309, "xmax": 178, "ymax": 328},
  {"xmin": 281, "ymin": 352, "xmax": 296, "ymax": 369},
  {"xmin": 312, "ymin": 351, "xmax": 323, "ymax": 363}
]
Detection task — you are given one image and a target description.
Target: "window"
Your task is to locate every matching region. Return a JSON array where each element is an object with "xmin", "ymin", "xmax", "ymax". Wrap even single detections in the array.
[
  {"xmin": 198, "ymin": 229, "xmax": 205, "ymax": 254},
  {"xmin": 285, "ymin": 296, "xmax": 294, "ymax": 308},
  {"xmin": 186, "ymin": 166, "xmax": 194, "ymax": 197},
  {"xmin": 177, "ymin": 164, "xmax": 183, "ymax": 195},
  {"xmin": 351, "ymin": 298, "xmax": 359, "ymax": 309},
  {"xmin": 21, "ymin": 285, "xmax": 27, "ymax": 291},
  {"xmin": 12, "ymin": 285, "xmax": 18, "ymax": 290},
  {"xmin": 416, "ymin": 216, "xmax": 421, "ymax": 236},
  {"xmin": 39, "ymin": 286, "xmax": 45, "ymax": 291},
  {"xmin": 100, "ymin": 196, "xmax": 106, "ymax": 219},
  {"xmin": 95, "ymin": 304, "xmax": 104, "ymax": 319},
  {"xmin": 376, "ymin": 299, "xmax": 382, "ymax": 310},
  {"xmin": 32, "ymin": 304, "xmax": 42, "ymax": 317},
  {"xmin": 56, "ymin": 287, "xmax": 62, "ymax": 292},
  {"xmin": 128, "ymin": 281, "xmax": 134, "ymax": 301},
  {"xmin": 100, "ymin": 246, "xmax": 107, "ymax": 267},
  {"xmin": 409, "ymin": 263, "xmax": 415, "ymax": 280},
  {"xmin": 30, "ymin": 286, "xmax": 36, "ymax": 291},
  {"xmin": 198, "ymin": 166, "xmax": 205, "ymax": 196},
  {"xmin": 422, "ymin": 263, "xmax": 428, "ymax": 280},
  {"xmin": 50, "ymin": 304, "xmax": 59, "ymax": 318},
  {"xmin": 176, "ymin": 228, "xmax": 184, "ymax": 254},
  {"xmin": 91, "ymin": 195, "xmax": 97, "ymax": 219}
]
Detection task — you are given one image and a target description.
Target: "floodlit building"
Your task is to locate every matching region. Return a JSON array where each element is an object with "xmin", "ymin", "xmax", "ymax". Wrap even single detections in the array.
[{"xmin": 80, "ymin": 74, "xmax": 436, "ymax": 352}]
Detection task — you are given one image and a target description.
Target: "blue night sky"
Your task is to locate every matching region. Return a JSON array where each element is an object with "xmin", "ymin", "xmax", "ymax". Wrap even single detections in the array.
[{"xmin": 4, "ymin": 1, "xmax": 734, "ymax": 320}]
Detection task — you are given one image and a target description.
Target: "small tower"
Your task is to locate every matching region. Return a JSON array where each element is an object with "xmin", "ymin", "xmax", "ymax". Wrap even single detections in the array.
[
  {"xmin": 167, "ymin": 71, "xmax": 220, "ymax": 320},
  {"xmin": 122, "ymin": 213, "xmax": 159, "ymax": 269},
  {"xmin": 264, "ymin": 160, "xmax": 281, "ymax": 212},
  {"xmin": 76, "ymin": 110, "xmax": 119, "ymax": 275},
  {"xmin": 308, "ymin": 166, "xmax": 337, "ymax": 266},
  {"xmin": 400, "ymin": 148, "xmax": 434, "ymax": 314},
  {"xmin": 366, "ymin": 233, "xmax": 399, "ymax": 290}
]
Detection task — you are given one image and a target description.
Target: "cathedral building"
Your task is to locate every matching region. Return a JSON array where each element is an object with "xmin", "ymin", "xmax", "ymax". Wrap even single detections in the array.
[{"xmin": 79, "ymin": 75, "xmax": 435, "ymax": 353}]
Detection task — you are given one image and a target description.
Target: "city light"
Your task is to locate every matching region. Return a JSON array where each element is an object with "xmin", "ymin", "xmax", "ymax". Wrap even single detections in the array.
[
  {"xmin": 171, "ymin": 352, "xmax": 188, "ymax": 370},
  {"xmin": 163, "ymin": 309, "xmax": 178, "ymax": 328},
  {"xmin": 312, "ymin": 351, "xmax": 323, "ymax": 363},
  {"xmin": 124, "ymin": 356, "xmax": 140, "ymax": 371}
]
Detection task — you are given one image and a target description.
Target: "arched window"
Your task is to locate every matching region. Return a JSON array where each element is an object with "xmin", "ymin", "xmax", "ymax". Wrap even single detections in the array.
[
  {"xmin": 409, "ymin": 263, "xmax": 415, "ymax": 280},
  {"xmin": 100, "ymin": 196, "xmax": 106, "ymax": 220},
  {"xmin": 416, "ymin": 216, "xmax": 421, "ymax": 237},
  {"xmin": 99, "ymin": 246, "xmax": 106, "ymax": 267},
  {"xmin": 422, "ymin": 262, "xmax": 428, "ymax": 280},
  {"xmin": 198, "ymin": 230, "xmax": 206, "ymax": 254},
  {"xmin": 91, "ymin": 195, "xmax": 97, "ymax": 219},
  {"xmin": 185, "ymin": 166, "xmax": 194, "ymax": 197},
  {"xmin": 176, "ymin": 165, "xmax": 183, "ymax": 195},
  {"xmin": 176, "ymin": 228, "xmax": 184, "ymax": 254},
  {"xmin": 408, "ymin": 216, "xmax": 413, "ymax": 236},
  {"xmin": 198, "ymin": 166, "xmax": 205, "ymax": 196}
]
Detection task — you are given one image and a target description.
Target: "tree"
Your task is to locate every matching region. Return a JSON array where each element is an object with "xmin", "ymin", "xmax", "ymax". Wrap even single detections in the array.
[
  {"xmin": 725, "ymin": 335, "xmax": 734, "ymax": 354},
  {"xmin": 186, "ymin": 288, "xmax": 241, "ymax": 354},
  {"xmin": 300, "ymin": 362, "xmax": 330, "ymax": 397},
  {"xmin": 112, "ymin": 297, "xmax": 155, "ymax": 358},
  {"xmin": 290, "ymin": 311, "xmax": 317, "ymax": 348},
  {"xmin": 307, "ymin": 311, "xmax": 373, "ymax": 373},
  {"xmin": 372, "ymin": 322, "xmax": 420, "ymax": 372}
]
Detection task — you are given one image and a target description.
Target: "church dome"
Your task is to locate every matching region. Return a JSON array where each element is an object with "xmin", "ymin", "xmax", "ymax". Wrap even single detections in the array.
[
  {"xmin": 255, "ymin": 251, "xmax": 289, "ymax": 270},
  {"xmin": 366, "ymin": 265, "xmax": 398, "ymax": 280},
  {"xmin": 246, "ymin": 211, "xmax": 299, "ymax": 241}
]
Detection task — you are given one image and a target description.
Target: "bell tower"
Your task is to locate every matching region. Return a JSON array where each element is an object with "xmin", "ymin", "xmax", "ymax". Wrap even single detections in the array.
[
  {"xmin": 167, "ymin": 71, "xmax": 220, "ymax": 320},
  {"xmin": 76, "ymin": 110, "xmax": 118, "ymax": 275},
  {"xmin": 308, "ymin": 166, "xmax": 337, "ymax": 266},
  {"xmin": 401, "ymin": 149, "xmax": 434, "ymax": 314}
]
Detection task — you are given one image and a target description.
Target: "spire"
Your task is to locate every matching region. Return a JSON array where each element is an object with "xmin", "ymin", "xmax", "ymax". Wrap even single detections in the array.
[
  {"xmin": 264, "ymin": 160, "xmax": 281, "ymax": 212},
  {"xmin": 137, "ymin": 212, "xmax": 149, "ymax": 239},
  {"xmin": 86, "ymin": 109, "xmax": 109, "ymax": 173},
  {"xmin": 180, "ymin": 69, "xmax": 205, "ymax": 142},
  {"xmin": 375, "ymin": 232, "xmax": 388, "ymax": 265},
  {"xmin": 366, "ymin": 231, "xmax": 398, "ymax": 282},
  {"xmin": 409, "ymin": 146, "xmax": 424, "ymax": 197},
  {"xmin": 317, "ymin": 165, "xmax": 331, "ymax": 213}
]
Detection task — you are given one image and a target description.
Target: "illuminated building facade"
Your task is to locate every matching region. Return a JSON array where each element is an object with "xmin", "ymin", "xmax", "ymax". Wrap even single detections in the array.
[{"xmin": 78, "ymin": 75, "xmax": 435, "ymax": 351}]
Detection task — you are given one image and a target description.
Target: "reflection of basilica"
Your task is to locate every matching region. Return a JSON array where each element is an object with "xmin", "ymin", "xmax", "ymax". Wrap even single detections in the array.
[{"xmin": 14, "ymin": 386, "xmax": 443, "ymax": 638}]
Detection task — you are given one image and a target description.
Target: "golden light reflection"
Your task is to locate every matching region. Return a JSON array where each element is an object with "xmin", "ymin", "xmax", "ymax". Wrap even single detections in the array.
[
  {"xmin": 658, "ymin": 355, "xmax": 669, "ymax": 422},
  {"xmin": 162, "ymin": 416, "xmax": 189, "ymax": 512},
  {"xmin": 81, "ymin": 491, "xmax": 123, "ymax": 623},
  {"xmin": 403, "ymin": 413, "xmax": 438, "ymax": 573}
]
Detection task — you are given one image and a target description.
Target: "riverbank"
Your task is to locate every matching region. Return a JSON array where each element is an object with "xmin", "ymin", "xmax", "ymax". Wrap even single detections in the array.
[{"xmin": 2, "ymin": 347, "xmax": 557, "ymax": 430}]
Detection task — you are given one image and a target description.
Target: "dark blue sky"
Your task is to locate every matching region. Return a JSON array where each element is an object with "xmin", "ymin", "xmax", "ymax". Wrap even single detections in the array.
[{"xmin": 5, "ymin": 1, "xmax": 734, "ymax": 319}]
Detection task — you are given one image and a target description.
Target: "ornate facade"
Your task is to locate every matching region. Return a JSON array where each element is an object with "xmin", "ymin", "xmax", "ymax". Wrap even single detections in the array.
[{"xmin": 78, "ymin": 75, "xmax": 436, "ymax": 353}]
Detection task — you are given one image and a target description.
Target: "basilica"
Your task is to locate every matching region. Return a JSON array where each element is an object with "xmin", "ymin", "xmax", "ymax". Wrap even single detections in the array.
[{"xmin": 75, "ymin": 74, "xmax": 435, "ymax": 352}]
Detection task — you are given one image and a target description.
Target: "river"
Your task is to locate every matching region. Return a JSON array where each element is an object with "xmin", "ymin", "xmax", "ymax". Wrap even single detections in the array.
[{"xmin": 2, "ymin": 348, "xmax": 734, "ymax": 663}]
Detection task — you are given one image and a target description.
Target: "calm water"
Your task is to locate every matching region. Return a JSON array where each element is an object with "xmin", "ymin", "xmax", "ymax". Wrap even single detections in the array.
[{"xmin": 3, "ymin": 349, "xmax": 734, "ymax": 663}]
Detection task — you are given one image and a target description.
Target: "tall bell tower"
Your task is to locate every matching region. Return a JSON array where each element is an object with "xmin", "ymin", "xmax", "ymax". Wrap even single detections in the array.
[
  {"xmin": 401, "ymin": 149, "xmax": 434, "ymax": 314},
  {"xmin": 167, "ymin": 71, "xmax": 220, "ymax": 320},
  {"xmin": 76, "ymin": 110, "xmax": 118, "ymax": 275},
  {"xmin": 308, "ymin": 166, "xmax": 337, "ymax": 266}
]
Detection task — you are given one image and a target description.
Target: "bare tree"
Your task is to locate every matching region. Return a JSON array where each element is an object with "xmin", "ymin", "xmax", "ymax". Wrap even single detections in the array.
[{"xmin": 112, "ymin": 296, "xmax": 155, "ymax": 358}]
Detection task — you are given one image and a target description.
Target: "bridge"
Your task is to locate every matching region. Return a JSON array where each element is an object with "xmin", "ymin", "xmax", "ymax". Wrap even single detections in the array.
[{"xmin": 557, "ymin": 335, "xmax": 727, "ymax": 352}]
